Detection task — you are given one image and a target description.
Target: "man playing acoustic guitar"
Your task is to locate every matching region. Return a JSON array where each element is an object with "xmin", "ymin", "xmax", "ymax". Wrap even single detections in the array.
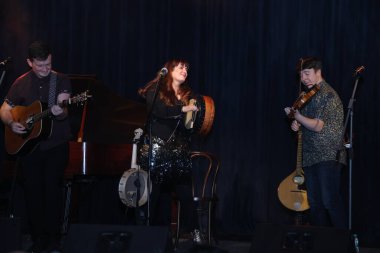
[
  {"xmin": 0, "ymin": 41, "xmax": 71, "ymax": 253},
  {"xmin": 284, "ymin": 57, "xmax": 347, "ymax": 229}
]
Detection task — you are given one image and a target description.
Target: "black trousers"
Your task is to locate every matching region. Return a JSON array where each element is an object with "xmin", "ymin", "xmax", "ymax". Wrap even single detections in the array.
[
  {"xmin": 19, "ymin": 142, "xmax": 68, "ymax": 246},
  {"xmin": 138, "ymin": 181, "xmax": 197, "ymax": 232}
]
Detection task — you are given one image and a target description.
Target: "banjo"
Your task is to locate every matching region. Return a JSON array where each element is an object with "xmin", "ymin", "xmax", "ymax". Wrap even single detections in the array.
[{"xmin": 118, "ymin": 128, "xmax": 151, "ymax": 207}]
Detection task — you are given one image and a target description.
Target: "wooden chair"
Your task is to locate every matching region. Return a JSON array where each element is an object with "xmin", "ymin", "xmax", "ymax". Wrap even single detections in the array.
[{"xmin": 174, "ymin": 151, "xmax": 220, "ymax": 247}]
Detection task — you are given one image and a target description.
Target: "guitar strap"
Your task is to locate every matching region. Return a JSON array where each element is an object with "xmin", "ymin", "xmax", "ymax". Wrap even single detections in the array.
[{"xmin": 48, "ymin": 71, "xmax": 57, "ymax": 107}]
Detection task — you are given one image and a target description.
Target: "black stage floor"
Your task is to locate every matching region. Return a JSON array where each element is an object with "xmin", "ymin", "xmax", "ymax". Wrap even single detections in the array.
[{"xmin": 13, "ymin": 233, "xmax": 380, "ymax": 253}]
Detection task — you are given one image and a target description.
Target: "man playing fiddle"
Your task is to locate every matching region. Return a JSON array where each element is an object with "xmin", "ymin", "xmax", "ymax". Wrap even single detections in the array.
[{"xmin": 284, "ymin": 57, "xmax": 347, "ymax": 228}]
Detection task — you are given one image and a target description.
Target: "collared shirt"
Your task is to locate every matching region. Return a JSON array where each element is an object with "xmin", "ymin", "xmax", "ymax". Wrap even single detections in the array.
[{"xmin": 301, "ymin": 81, "xmax": 346, "ymax": 167}]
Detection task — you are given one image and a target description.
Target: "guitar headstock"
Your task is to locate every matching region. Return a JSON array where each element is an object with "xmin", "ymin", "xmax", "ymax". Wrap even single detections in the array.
[{"xmin": 69, "ymin": 90, "xmax": 92, "ymax": 105}]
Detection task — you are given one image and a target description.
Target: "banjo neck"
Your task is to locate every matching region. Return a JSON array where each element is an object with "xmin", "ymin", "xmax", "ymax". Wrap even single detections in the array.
[
  {"xmin": 131, "ymin": 143, "xmax": 139, "ymax": 169},
  {"xmin": 131, "ymin": 129, "xmax": 143, "ymax": 169}
]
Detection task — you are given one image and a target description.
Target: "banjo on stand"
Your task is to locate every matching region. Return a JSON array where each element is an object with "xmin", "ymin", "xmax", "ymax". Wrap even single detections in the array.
[{"xmin": 118, "ymin": 128, "xmax": 151, "ymax": 207}]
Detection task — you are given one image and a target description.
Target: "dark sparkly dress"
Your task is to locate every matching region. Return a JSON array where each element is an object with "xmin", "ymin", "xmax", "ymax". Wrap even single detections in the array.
[{"xmin": 138, "ymin": 86, "xmax": 192, "ymax": 185}]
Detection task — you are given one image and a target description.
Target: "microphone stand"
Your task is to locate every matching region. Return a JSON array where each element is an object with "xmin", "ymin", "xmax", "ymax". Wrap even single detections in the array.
[
  {"xmin": 0, "ymin": 57, "xmax": 12, "ymax": 89},
  {"xmin": 132, "ymin": 131, "xmax": 144, "ymax": 225},
  {"xmin": 1, "ymin": 65, "xmax": 20, "ymax": 225},
  {"xmin": 144, "ymin": 74, "xmax": 165, "ymax": 226},
  {"xmin": 343, "ymin": 70, "xmax": 363, "ymax": 229},
  {"xmin": 340, "ymin": 67, "xmax": 363, "ymax": 253},
  {"xmin": 0, "ymin": 68, "xmax": 6, "ymax": 88}
]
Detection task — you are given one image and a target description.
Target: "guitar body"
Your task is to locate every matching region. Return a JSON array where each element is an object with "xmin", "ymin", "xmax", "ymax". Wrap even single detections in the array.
[
  {"xmin": 5, "ymin": 101, "xmax": 52, "ymax": 155},
  {"xmin": 277, "ymin": 170, "xmax": 309, "ymax": 212}
]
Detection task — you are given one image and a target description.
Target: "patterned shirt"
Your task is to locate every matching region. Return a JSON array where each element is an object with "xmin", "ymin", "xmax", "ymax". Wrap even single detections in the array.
[{"xmin": 301, "ymin": 81, "xmax": 346, "ymax": 167}]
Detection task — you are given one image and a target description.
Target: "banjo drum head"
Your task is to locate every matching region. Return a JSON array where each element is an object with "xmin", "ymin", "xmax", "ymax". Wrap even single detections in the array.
[{"xmin": 118, "ymin": 168, "xmax": 150, "ymax": 207}]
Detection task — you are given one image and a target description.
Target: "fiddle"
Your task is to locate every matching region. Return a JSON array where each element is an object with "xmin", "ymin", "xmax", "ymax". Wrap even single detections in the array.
[{"xmin": 288, "ymin": 84, "xmax": 320, "ymax": 118}]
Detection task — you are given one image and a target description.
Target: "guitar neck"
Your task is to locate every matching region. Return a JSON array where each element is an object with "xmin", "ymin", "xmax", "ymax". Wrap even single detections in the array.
[
  {"xmin": 59, "ymin": 98, "xmax": 74, "ymax": 107},
  {"xmin": 33, "ymin": 107, "xmax": 53, "ymax": 122},
  {"xmin": 35, "ymin": 94, "xmax": 87, "ymax": 122},
  {"xmin": 296, "ymin": 130, "xmax": 303, "ymax": 174},
  {"xmin": 34, "ymin": 100, "xmax": 68, "ymax": 122}
]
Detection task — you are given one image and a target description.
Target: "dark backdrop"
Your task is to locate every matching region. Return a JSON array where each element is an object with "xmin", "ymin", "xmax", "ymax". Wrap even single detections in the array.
[{"xmin": 0, "ymin": 0, "xmax": 379, "ymax": 247}]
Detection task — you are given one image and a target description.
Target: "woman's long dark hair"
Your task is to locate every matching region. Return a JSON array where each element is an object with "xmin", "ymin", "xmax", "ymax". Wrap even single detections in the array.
[{"xmin": 138, "ymin": 59, "xmax": 192, "ymax": 106}]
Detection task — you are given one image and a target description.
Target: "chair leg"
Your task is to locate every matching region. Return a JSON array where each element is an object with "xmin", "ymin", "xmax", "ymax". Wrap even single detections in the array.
[{"xmin": 175, "ymin": 201, "xmax": 181, "ymax": 248}]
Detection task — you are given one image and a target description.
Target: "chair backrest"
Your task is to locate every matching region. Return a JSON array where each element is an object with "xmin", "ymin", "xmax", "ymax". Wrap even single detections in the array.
[{"xmin": 190, "ymin": 151, "xmax": 220, "ymax": 200}]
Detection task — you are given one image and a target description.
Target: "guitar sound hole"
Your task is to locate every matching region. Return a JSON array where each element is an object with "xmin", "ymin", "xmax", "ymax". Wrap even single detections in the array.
[{"xmin": 25, "ymin": 118, "xmax": 34, "ymax": 130}]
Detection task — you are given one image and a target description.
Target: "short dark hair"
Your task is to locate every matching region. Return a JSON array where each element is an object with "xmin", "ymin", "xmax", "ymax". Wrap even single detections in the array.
[
  {"xmin": 297, "ymin": 57, "xmax": 322, "ymax": 72},
  {"xmin": 28, "ymin": 41, "xmax": 51, "ymax": 60}
]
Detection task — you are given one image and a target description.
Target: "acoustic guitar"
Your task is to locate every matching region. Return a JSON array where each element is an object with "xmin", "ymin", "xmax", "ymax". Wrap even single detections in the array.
[
  {"xmin": 5, "ymin": 91, "xmax": 90, "ymax": 155},
  {"xmin": 277, "ymin": 130, "xmax": 310, "ymax": 212}
]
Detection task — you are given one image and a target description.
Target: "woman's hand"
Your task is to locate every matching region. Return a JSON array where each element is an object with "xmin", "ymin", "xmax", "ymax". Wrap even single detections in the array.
[{"xmin": 182, "ymin": 105, "xmax": 198, "ymax": 113}]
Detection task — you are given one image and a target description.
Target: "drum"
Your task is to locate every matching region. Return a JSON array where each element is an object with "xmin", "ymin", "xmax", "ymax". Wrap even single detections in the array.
[
  {"xmin": 185, "ymin": 95, "xmax": 215, "ymax": 136},
  {"xmin": 118, "ymin": 168, "xmax": 151, "ymax": 207}
]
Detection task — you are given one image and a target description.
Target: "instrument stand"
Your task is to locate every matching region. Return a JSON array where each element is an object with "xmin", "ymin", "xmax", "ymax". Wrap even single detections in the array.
[
  {"xmin": 132, "ymin": 132, "xmax": 146, "ymax": 226},
  {"xmin": 61, "ymin": 174, "xmax": 98, "ymax": 234},
  {"xmin": 0, "ymin": 158, "xmax": 22, "ymax": 252},
  {"xmin": 293, "ymin": 210, "xmax": 309, "ymax": 226},
  {"xmin": 133, "ymin": 171, "xmax": 142, "ymax": 222},
  {"xmin": 340, "ymin": 68, "xmax": 363, "ymax": 253},
  {"xmin": 62, "ymin": 180, "xmax": 72, "ymax": 234}
]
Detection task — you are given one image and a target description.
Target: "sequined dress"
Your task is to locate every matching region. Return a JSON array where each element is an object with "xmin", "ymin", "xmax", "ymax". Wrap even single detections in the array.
[{"xmin": 138, "ymin": 87, "xmax": 192, "ymax": 185}]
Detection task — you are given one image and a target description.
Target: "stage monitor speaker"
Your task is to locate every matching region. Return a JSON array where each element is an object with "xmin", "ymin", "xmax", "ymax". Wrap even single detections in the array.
[
  {"xmin": 0, "ymin": 217, "xmax": 22, "ymax": 253},
  {"xmin": 63, "ymin": 224, "xmax": 172, "ymax": 253},
  {"xmin": 250, "ymin": 223, "xmax": 352, "ymax": 253}
]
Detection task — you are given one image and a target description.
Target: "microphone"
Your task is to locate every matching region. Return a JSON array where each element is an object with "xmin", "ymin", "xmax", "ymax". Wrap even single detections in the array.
[
  {"xmin": 159, "ymin": 67, "xmax": 168, "ymax": 77},
  {"xmin": 354, "ymin": 65, "xmax": 365, "ymax": 76},
  {"xmin": 0, "ymin": 57, "xmax": 12, "ymax": 67}
]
